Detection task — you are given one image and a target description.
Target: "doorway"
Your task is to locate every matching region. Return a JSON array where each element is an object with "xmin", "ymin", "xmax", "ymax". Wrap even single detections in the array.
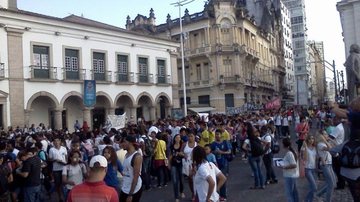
[{"xmin": 92, "ymin": 108, "xmax": 106, "ymax": 130}]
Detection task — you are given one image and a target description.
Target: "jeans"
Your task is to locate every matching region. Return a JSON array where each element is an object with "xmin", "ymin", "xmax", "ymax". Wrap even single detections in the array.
[
  {"xmin": 275, "ymin": 125, "xmax": 282, "ymax": 139},
  {"xmin": 219, "ymin": 166, "xmax": 227, "ymax": 198},
  {"xmin": 157, "ymin": 165, "xmax": 167, "ymax": 186},
  {"xmin": 248, "ymin": 155, "xmax": 264, "ymax": 187},
  {"xmin": 262, "ymin": 153, "xmax": 277, "ymax": 182},
  {"xmin": 345, "ymin": 177, "xmax": 360, "ymax": 202},
  {"xmin": 141, "ymin": 156, "xmax": 152, "ymax": 189},
  {"xmin": 171, "ymin": 166, "xmax": 184, "ymax": 199},
  {"xmin": 317, "ymin": 165, "xmax": 336, "ymax": 202},
  {"xmin": 305, "ymin": 168, "xmax": 317, "ymax": 202},
  {"xmin": 284, "ymin": 177, "xmax": 299, "ymax": 202},
  {"xmin": 23, "ymin": 185, "xmax": 41, "ymax": 202}
]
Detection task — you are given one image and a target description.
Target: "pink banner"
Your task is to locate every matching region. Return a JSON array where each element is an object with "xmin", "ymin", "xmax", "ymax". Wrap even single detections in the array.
[{"xmin": 265, "ymin": 98, "xmax": 281, "ymax": 109}]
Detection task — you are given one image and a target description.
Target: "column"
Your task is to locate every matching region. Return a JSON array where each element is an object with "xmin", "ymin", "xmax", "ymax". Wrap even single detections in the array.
[
  {"xmin": 166, "ymin": 105, "xmax": 173, "ymax": 118},
  {"xmin": 54, "ymin": 108, "xmax": 63, "ymax": 130},
  {"xmin": 83, "ymin": 107, "xmax": 92, "ymax": 129},
  {"xmin": 24, "ymin": 109, "xmax": 33, "ymax": 127},
  {"xmin": 150, "ymin": 106, "xmax": 156, "ymax": 121},
  {"xmin": 130, "ymin": 105, "xmax": 138, "ymax": 124},
  {"xmin": 107, "ymin": 107, "xmax": 115, "ymax": 116}
]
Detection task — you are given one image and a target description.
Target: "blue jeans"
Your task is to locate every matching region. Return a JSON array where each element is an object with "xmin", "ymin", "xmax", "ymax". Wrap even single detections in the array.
[
  {"xmin": 317, "ymin": 165, "xmax": 336, "ymax": 202},
  {"xmin": 305, "ymin": 168, "xmax": 317, "ymax": 202},
  {"xmin": 284, "ymin": 177, "xmax": 299, "ymax": 202},
  {"xmin": 24, "ymin": 185, "xmax": 41, "ymax": 202},
  {"xmin": 219, "ymin": 166, "xmax": 227, "ymax": 198},
  {"xmin": 171, "ymin": 166, "xmax": 184, "ymax": 199},
  {"xmin": 248, "ymin": 155, "xmax": 264, "ymax": 187},
  {"xmin": 263, "ymin": 153, "xmax": 277, "ymax": 182}
]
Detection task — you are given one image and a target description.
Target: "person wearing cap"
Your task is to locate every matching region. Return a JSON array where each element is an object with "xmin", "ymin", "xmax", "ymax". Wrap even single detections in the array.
[
  {"xmin": 120, "ymin": 135, "xmax": 143, "ymax": 202},
  {"xmin": 67, "ymin": 155, "xmax": 118, "ymax": 202}
]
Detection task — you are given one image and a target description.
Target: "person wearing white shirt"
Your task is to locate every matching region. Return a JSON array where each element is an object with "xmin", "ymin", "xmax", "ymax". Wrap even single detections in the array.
[
  {"xmin": 262, "ymin": 130, "xmax": 277, "ymax": 185},
  {"xmin": 192, "ymin": 146, "xmax": 226, "ymax": 202},
  {"xmin": 281, "ymin": 138, "xmax": 299, "ymax": 202},
  {"xmin": 274, "ymin": 113, "xmax": 283, "ymax": 139},
  {"xmin": 282, "ymin": 115, "xmax": 290, "ymax": 138}
]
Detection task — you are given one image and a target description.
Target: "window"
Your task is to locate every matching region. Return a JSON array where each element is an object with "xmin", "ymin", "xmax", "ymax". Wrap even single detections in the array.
[
  {"xmin": 220, "ymin": 19, "xmax": 231, "ymax": 45},
  {"xmin": 223, "ymin": 58, "xmax": 232, "ymax": 77},
  {"xmin": 93, "ymin": 52, "xmax": 105, "ymax": 73},
  {"xmin": 198, "ymin": 95, "xmax": 210, "ymax": 106},
  {"xmin": 180, "ymin": 97, "xmax": 191, "ymax": 105},
  {"xmin": 196, "ymin": 64, "xmax": 201, "ymax": 80},
  {"xmin": 157, "ymin": 59, "xmax": 166, "ymax": 83},
  {"xmin": 203, "ymin": 62, "xmax": 209, "ymax": 80},
  {"xmin": 117, "ymin": 55, "xmax": 128, "ymax": 74},
  {"xmin": 33, "ymin": 45, "xmax": 49, "ymax": 69},
  {"xmin": 225, "ymin": 94, "xmax": 234, "ymax": 107},
  {"xmin": 244, "ymin": 93, "xmax": 248, "ymax": 103},
  {"xmin": 157, "ymin": 59, "xmax": 166, "ymax": 77},
  {"xmin": 138, "ymin": 57, "xmax": 148, "ymax": 75},
  {"xmin": 291, "ymin": 16, "xmax": 303, "ymax": 25},
  {"xmin": 65, "ymin": 49, "xmax": 79, "ymax": 71}
]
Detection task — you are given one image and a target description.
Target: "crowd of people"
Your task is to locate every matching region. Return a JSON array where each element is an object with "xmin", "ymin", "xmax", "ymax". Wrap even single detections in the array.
[{"xmin": 0, "ymin": 98, "xmax": 359, "ymax": 202}]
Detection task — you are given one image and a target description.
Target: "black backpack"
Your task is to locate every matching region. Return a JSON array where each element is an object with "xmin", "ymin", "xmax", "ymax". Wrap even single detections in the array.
[
  {"xmin": 250, "ymin": 138, "xmax": 265, "ymax": 157},
  {"xmin": 143, "ymin": 135, "xmax": 154, "ymax": 157},
  {"xmin": 340, "ymin": 140, "xmax": 360, "ymax": 168}
]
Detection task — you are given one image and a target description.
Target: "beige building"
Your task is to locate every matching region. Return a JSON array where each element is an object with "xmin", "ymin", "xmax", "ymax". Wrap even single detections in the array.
[{"xmin": 127, "ymin": 0, "xmax": 285, "ymax": 113}]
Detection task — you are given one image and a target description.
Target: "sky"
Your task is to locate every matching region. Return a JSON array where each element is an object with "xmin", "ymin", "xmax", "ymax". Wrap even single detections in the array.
[{"xmin": 17, "ymin": 0, "xmax": 346, "ymax": 79}]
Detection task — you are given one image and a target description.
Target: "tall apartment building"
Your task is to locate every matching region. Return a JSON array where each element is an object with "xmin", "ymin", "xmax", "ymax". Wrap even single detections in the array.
[
  {"xmin": 0, "ymin": 0, "xmax": 179, "ymax": 130},
  {"xmin": 127, "ymin": 0, "xmax": 284, "ymax": 113},
  {"xmin": 282, "ymin": 0, "xmax": 310, "ymax": 106},
  {"xmin": 308, "ymin": 41, "xmax": 326, "ymax": 104}
]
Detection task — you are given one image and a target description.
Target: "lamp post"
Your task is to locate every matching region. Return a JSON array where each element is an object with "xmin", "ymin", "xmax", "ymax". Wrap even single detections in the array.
[{"xmin": 171, "ymin": 0, "xmax": 195, "ymax": 117}]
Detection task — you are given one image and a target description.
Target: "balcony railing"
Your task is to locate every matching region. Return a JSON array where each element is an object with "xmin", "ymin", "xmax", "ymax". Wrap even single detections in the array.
[
  {"xmin": 30, "ymin": 65, "xmax": 57, "ymax": 80},
  {"xmin": 219, "ymin": 75, "xmax": 242, "ymax": 84},
  {"xmin": 137, "ymin": 73, "xmax": 153, "ymax": 84},
  {"xmin": 156, "ymin": 75, "xmax": 171, "ymax": 84},
  {"xmin": 0, "ymin": 63, "xmax": 4, "ymax": 79},
  {"xmin": 179, "ymin": 79, "xmax": 214, "ymax": 89},
  {"xmin": 63, "ymin": 68, "xmax": 86, "ymax": 81},
  {"xmin": 116, "ymin": 72, "xmax": 134, "ymax": 83},
  {"xmin": 91, "ymin": 70, "xmax": 112, "ymax": 82}
]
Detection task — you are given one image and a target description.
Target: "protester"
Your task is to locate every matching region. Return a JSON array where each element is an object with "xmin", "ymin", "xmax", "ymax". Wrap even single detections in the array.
[
  {"xmin": 192, "ymin": 146, "xmax": 227, "ymax": 202},
  {"xmin": 169, "ymin": 134, "xmax": 185, "ymax": 202},
  {"xmin": 103, "ymin": 146, "xmax": 123, "ymax": 194},
  {"xmin": 67, "ymin": 155, "xmax": 118, "ymax": 202},
  {"xmin": 300, "ymin": 135, "xmax": 317, "ymax": 202},
  {"xmin": 119, "ymin": 135, "xmax": 143, "ymax": 202},
  {"xmin": 181, "ymin": 131, "xmax": 197, "ymax": 199},
  {"xmin": 281, "ymin": 137, "xmax": 299, "ymax": 202}
]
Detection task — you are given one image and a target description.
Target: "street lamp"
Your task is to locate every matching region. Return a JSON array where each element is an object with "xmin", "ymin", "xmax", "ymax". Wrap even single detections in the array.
[{"xmin": 171, "ymin": 0, "xmax": 195, "ymax": 117}]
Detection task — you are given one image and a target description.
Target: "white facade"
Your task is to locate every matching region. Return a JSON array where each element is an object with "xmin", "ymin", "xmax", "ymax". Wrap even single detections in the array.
[
  {"xmin": 283, "ymin": 0, "xmax": 310, "ymax": 106},
  {"xmin": 0, "ymin": 3, "xmax": 179, "ymax": 131},
  {"xmin": 337, "ymin": 0, "xmax": 360, "ymax": 57}
]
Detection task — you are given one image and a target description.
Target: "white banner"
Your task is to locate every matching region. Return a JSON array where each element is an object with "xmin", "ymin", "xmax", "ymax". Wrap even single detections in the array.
[{"xmin": 105, "ymin": 113, "xmax": 126, "ymax": 131}]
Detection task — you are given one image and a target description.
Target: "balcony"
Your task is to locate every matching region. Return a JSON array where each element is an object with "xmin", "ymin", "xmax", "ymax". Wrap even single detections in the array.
[
  {"xmin": 137, "ymin": 73, "xmax": 153, "ymax": 85},
  {"xmin": 182, "ymin": 45, "xmax": 212, "ymax": 57},
  {"xmin": 241, "ymin": 45, "xmax": 260, "ymax": 61},
  {"xmin": 63, "ymin": 68, "xmax": 86, "ymax": 81},
  {"xmin": 179, "ymin": 79, "xmax": 214, "ymax": 89},
  {"xmin": 219, "ymin": 75, "xmax": 242, "ymax": 84},
  {"xmin": 116, "ymin": 72, "xmax": 134, "ymax": 84},
  {"xmin": 0, "ymin": 63, "xmax": 4, "ymax": 79},
  {"xmin": 91, "ymin": 70, "xmax": 112, "ymax": 82},
  {"xmin": 156, "ymin": 75, "xmax": 171, "ymax": 85},
  {"xmin": 30, "ymin": 65, "xmax": 58, "ymax": 80}
]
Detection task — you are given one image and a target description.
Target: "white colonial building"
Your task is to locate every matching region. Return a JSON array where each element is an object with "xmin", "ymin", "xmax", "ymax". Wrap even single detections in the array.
[{"xmin": 0, "ymin": 0, "xmax": 179, "ymax": 131}]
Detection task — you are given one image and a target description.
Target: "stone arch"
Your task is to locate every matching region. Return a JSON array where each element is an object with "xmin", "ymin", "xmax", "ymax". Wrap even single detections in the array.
[
  {"xmin": 26, "ymin": 91, "xmax": 59, "ymax": 110},
  {"xmin": 59, "ymin": 91, "xmax": 83, "ymax": 108},
  {"xmin": 96, "ymin": 91, "xmax": 114, "ymax": 108},
  {"xmin": 136, "ymin": 92, "xmax": 155, "ymax": 106},
  {"xmin": 114, "ymin": 92, "xmax": 136, "ymax": 107},
  {"xmin": 155, "ymin": 92, "xmax": 172, "ymax": 106}
]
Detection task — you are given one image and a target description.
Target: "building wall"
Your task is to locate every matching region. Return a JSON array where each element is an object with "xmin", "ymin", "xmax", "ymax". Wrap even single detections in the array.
[
  {"xmin": 0, "ymin": 9, "xmax": 179, "ymax": 130},
  {"xmin": 337, "ymin": 0, "xmax": 360, "ymax": 57}
]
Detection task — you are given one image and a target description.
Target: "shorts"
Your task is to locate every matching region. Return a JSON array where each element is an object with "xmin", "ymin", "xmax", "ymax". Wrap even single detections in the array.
[
  {"xmin": 53, "ymin": 170, "xmax": 63, "ymax": 186},
  {"xmin": 287, "ymin": 116, "xmax": 292, "ymax": 121}
]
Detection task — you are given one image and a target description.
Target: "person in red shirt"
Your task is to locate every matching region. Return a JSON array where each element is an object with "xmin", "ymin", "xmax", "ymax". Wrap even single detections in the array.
[{"xmin": 67, "ymin": 155, "xmax": 118, "ymax": 202}]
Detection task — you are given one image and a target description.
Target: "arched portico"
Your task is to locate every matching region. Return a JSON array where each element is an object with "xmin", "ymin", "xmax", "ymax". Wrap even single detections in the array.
[
  {"xmin": 136, "ymin": 92, "xmax": 155, "ymax": 121},
  {"xmin": 155, "ymin": 93, "xmax": 172, "ymax": 119},
  {"xmin": 60, "ymin": 91, "xmax": 84, "ymax": 132},
  {"xmin": 92, "ymin": 91, "xmax": 113, "ymax": 130},
  {"xmin": 115, "ymin": 92, "xmax": 136, "ymax": 124}
]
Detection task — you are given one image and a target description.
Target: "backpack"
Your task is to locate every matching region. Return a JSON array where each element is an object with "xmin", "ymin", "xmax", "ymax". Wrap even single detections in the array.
[
  {"xmin": 266, "ymin": 134, "xmax": 280, "ymax": 154},
  {"xmin": 250, "ymin": 138, "xmax": 265, "ymax": 157},
  {"xmin": 0, "ymin": 166, "xmax": 8, "ymax": 195},
  {"xmin": 340, "ymin": 140, "xmax": 360, "ymax": 168},
  {"xmin": 143, "ymin": 135, "xmax": 154, "ymax": 157}
]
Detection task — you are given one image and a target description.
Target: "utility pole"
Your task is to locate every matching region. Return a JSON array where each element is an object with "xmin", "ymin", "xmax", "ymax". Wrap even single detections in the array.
[
  {"xmin": 337, "ymin": 70, "xmax": 341, "ymax": 102},
  {"xmin": 340, "ymin": 70, "xmax": 345, "ymax": 104},
  {"xmin": 332, "ymin": 60, "xmax": 338, "ymax": 102}
]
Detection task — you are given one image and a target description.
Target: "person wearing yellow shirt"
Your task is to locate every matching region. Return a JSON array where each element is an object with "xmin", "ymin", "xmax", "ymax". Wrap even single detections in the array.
[
  {"xmin": 198, "ymin": 122, "xmax": 210, "ymax": 147},
  {"xmin": 220, "ymin": 125, "xmax": 231, "ymax": 142},
  {"xmin": 154, "ymin": 133, "xmax": 168, "ymax": 187}
]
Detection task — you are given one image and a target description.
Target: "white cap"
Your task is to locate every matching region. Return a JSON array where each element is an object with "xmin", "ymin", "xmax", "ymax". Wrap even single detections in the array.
[{"xmin": 89, "ymin": 155, "xmax": 108, "ymax": 168}]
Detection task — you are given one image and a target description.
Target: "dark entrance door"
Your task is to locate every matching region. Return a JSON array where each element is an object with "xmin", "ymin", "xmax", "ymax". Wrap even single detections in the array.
[
  {"xmin": 160, "ymin": 99, "xmax": 166, "ymax": 119},
  {"xmin": 92, "ymin": 108, "xmax": 106, "ymax": 130},
  {"xmin": 62, "ymin": 110, "xmax": 67, "ymax": 130},
  {"xmin": 136, "ymin": 107, "xmax": 143, "ymax": 120},
  {"xmin": 115, "ymin": 108, "xmax": 124, "ymax": 115},
  {"xmin": 0, "ymin": 104, "xmax": 3, "ymax": 129}
]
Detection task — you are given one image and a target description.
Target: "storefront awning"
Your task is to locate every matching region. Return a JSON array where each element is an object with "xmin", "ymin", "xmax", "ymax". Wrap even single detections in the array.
[{"xmin": 188, "ymin": 107, "xmax": 216, "ymax": 113}]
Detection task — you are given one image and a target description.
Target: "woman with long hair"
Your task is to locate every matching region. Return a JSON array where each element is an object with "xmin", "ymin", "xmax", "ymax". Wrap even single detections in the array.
[
  {"xmin": 316, "ymin": 131, "xmax": 336, "ymax": 202},
  {"xmin": 102, "ymin": 146, "xmax": 123, "ymax": 194},
  {"xmin": 169, "ymin": 134, "xmax": 185, "ymax": 202},
  {"xmin": 282, "ymin": 137, "xmax": 299, "ymax": 202},
  {"xmin": 296, "ymin": 116, "xmax": 309, "ymax": 152},
  {"xmin": 181, "ymin": 131, "xmax": 197, "ymax": 199},
  {"xmin": 192, "ymin": 146, "xmax": 226, "ymax": 202},
  {"xmin": 300, "ymin": 135, "xmax": 317, "ymax": 202}
]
